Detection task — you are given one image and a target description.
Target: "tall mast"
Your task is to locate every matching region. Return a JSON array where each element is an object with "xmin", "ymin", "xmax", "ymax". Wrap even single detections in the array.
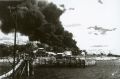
[{"xmin": 7, "ymin": 0, "xmax": 23, "ymax": 79}]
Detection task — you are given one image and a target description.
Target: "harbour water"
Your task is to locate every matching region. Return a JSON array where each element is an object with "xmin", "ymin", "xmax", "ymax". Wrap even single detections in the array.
[
  {"xmin": 0, "ymin": 62, "xmax": 12, "ymax": 76},
  {"xmin": 33, "ymin": 60, "xmax": 120, "ymax": 79},
  {"xmin": 1, "ymin": 59, "xmax": 120, "ymax": 79}
]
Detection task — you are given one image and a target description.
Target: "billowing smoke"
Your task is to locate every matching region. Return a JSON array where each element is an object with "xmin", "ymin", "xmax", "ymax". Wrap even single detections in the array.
[{"xmin": 0, "ymin": 0, "xmax": 79, "ymax": 52}]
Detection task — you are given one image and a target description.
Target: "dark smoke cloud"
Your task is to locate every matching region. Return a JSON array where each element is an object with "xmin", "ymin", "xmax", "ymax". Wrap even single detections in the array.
[
  {"xmin": 91, "ymin": 45, "xmax": 108, "ymax": 47},
  {"xmin": 88, "ymin": 26, "xmax": 117, "ymax": 35},
  {"xmin": 98, "ymin": 0, "xmax": 103, "ymax": 4},
  {"xmin": 0, "ymin": 0, "xmax": 79, "ymax": 51}
]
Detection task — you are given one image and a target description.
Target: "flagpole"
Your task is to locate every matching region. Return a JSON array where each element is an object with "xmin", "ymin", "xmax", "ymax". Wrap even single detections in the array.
[{"xmin": 13, "ymin": 13, "xmax": 17, "ymax": 79}]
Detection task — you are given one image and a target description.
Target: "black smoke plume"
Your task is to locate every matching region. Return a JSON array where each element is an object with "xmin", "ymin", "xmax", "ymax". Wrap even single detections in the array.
[{"xmin": 0, "ymin": 0, "xmax": 79, "ymax": 52}]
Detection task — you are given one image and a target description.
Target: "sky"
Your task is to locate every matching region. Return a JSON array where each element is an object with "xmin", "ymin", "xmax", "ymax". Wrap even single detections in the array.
[
  {"xmin": 0, "ymin": 30, "xmax": 29, "ymax": 45},
  {"xmin": 50, "ymin": 0, "xmax": 120, "ymax": 54},
  {"xmin": 0, "ymin": 0, "xmax": 120, "ymax": 54}
]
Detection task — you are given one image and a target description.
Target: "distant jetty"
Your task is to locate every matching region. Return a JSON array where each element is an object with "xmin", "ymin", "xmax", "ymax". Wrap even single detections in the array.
[{"xmin": 33, "ymin": 56, "xmax": 96, "ymax": 68}]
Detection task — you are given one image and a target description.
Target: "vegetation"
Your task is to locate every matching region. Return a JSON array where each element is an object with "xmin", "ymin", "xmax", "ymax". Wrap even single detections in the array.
[{"xmin": 107, "ymin": 53, "xmax": 120, "ymax": 57}]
